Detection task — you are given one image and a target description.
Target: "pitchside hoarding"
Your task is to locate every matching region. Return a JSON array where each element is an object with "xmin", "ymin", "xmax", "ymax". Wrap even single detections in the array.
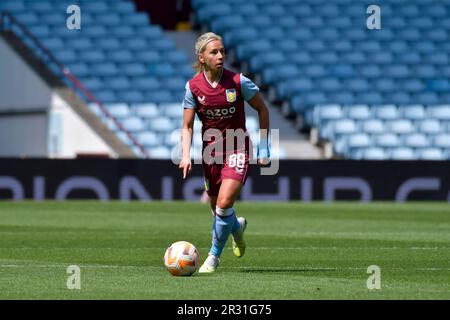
[{"xmin": 0, "ymin": 159, "xmax": 449, "ymax": 201}]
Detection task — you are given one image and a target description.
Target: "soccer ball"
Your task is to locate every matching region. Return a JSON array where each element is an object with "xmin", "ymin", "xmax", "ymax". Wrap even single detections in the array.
[{"xmin": 164, "ymin": 241, "xmax": 200, "ymax": 276}]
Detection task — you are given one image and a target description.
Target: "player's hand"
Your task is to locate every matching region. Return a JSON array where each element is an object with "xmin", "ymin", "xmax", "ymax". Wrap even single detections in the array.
[
  {"xmin": 179, "ymin": 158, "xmax": 192, "ymax": 179},
  {"xmin": 257, "ymin": 146, "xmax": 271, "ymax": 166},
  {"xmin": 257, "ymin": 156, "xmax": 271, "ymax": 166}
]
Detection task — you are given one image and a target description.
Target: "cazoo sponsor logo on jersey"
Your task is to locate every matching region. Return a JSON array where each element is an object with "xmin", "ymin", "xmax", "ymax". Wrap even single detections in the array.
[{"xmin": 203, "ymin": 106, "xmax": 236, "ymax": 119}]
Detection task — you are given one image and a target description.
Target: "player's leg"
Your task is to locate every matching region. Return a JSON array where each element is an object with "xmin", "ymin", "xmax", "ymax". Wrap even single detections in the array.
[
  {"xmin": 209, "ymin": 196, "xmax": 217, "ymax": 216},
  {"xmin": 216, "ymin": 179, "xmax": 247, "ymax": 258},
  {"xmin": 200, "ymin": 179, "xmax": 243, "ymax": 273}
]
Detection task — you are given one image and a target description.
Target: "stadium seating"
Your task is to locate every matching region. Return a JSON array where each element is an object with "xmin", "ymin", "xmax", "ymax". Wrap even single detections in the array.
[
  {"xmin": 191, "ymin": 0, "xmax": 450, "ymax": 160},
  {"xmin": 0, "ymin": 0, "xmax": 262, "ymax": 159}
]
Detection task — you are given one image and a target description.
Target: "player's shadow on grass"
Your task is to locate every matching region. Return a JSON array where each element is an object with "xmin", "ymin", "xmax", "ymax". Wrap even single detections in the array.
[{"xmin": 240, "ymin": 268, "xmax": 337, "ymax": 273}]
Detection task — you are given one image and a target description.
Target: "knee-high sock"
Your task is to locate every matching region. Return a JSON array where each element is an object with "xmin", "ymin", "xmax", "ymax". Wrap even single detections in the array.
[{"xmin": 209, "ymin": 206, "xmax": 239, "ymax": 257}]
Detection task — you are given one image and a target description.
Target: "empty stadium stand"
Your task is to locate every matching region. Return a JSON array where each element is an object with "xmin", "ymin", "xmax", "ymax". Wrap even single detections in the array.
[
  {"xmin": 192, "ymin": 0, "xmax": 450, "ymax": 160},
  {"xmin": 0, "ymin": 0, "xmax": 261, "ymax": 159}
]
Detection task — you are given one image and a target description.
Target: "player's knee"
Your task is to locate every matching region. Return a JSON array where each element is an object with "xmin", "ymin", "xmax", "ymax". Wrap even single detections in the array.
[{"xmin": 217, "ymin": 197, "xmax": 234, "ymax": 209}]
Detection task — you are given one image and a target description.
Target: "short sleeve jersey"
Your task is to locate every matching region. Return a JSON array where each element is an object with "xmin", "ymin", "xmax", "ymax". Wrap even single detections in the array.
[{"xmin": 182, "ymin": 69, "xmax": 259, "ymax": 153}]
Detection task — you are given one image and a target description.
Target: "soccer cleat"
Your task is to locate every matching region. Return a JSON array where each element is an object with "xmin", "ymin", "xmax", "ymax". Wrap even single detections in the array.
[
  {"xmin": 198, "ymin": 254, "xmax": 220, "ymax": 274},
  {"xmin": 232, "ymin": 217, "xmax": 247, "ymax": 258}
]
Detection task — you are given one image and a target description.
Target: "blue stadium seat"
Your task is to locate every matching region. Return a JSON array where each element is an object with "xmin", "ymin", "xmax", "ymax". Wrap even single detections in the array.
[
  {"xmin": 384, "ymin": 92, "xmax": 411, "ymax": 105},
  {"xmin": 122, "ymin": 117, "xmax": 145, "ymax": 132},
  {"xmin": 106, "ymin": 77, "xmax": 131, "ymax": 91},
  {"xmin": 369, "ymin": 52, "xmax": 393, "ymax": 65},
  {"xmin": 236, "ymin": 40, "xmax": 272, "ymax": 60},
  {"xmin": 81, "ymin": 77, "xmax": 103, "ymax": 92},
  {"xmin": 417, "ymin": 119, "xmax": 441, "ymax": 135},
  {"xmin": 110, "ymin": 26, "xmax": 134, "ymax": 38},
  {"xmin": 291, "ymin": 29, "xmax": 313, "ymax": 41},
  {"xmin": 79, "ymin": 50, "xmax": 105, "ymax": 63},
  {"xmin": 41, "ymin": 38, "xmax": 65, "ymax": 50},
  {"xmin": 427, "ymin": 79, "xmax": 450, "ymax": 92},
  {"xmin": 136, "ymin": 26, "xmax": 163, "ymax": 40},
  {"xmin": 402, "ymin": 79, "xmax": 424, "ymax": 93},
  {"xmin": 374, "ymin": 133, "xmax": 400, "ymax": 148},
  {"xmin": 91, "ymin": 63, "xmax": 118, "ymax": 77},
  {"xmin": 94, "ymin": 90, "xmax": 118, "ymax": 104},
  {"xmin": 136, "ymin": 131, "xmax": 160, "ymax": 147},
  {"xmin": 347, "ymin": 133, "xmax": 371, "ymax": 150},
  {"xmin": 249, "ymin": 52, "xmax": 285, "ymax": 72},
  {"xmin": 359, "ymin": 91, "xmax": 384, "ymax": 104},
  {"xmin": 147, "ymin": 146, "xmax": 172, "ymax": 159},
  {"xmin": 122, "ymin": 39, "xmax": 148, "ymax": 51},
  {"xmin": 145, "ymin": 91, "xmax": 174, "ymax": 104},
  {"xmin": 344, "ymin": 105, "xmax": 371, "ymax": 120},
  {"xmin": 210, "ymin": 16, "xmax": 245, "ymax": 34},
  {"xmin": 329, "ymin": 92, "xmax": 355, "ymax": 105},
  {"xmin": 427, "ymin": 105, "xmax": 450, "ymax": 120},
  {"xmin": 278, "ymin": 78, "xmax": 313, "ymax": 99},
  {"xmin": 361, "ymin": 119, "xmax": 385, "ymax": 134},
  {"xmin": 403, "ymin": 133, "xmax": 429, "ymax": 149},
  {"xmin": 417, "ymin": 148, "xmax": 445, "ymax": 160},
  {"xmin": 433, "ymin": 134, "xmax": 450, "ymax": 148},
  {"xmin": 414, "ymin": 93, "xmax": 440, "ymax": 105},
  {"xmin": 304, "ymin": 65, "xmax": 327, "ymax": 78},
  {"xmin": 117, "ymin": 90, "xmax": 145, "ymax": 104},
  {"xmin": 119, "ymin": 63, "xmax": 148, "ymax": 77},
  {"xmin": 400, "ymin": 105, "xmax": 426, "ymax": 121},
  {"xmin": 147, "ymin": 117, "xmax": 176, "ymax": 133},
  {"xmin": 148, "ymin": 64, "xmax": 175, "ymax": 77},
  {"xmin": 248, "ymin": 16, "xmax": 273, "ymax": 28},
  {"xmin": 148, "ymin": 39, "xmax": 175, "ymax": 50},
  {"xmin": 97, "ymin": 39, "xmax": 121, "ymax": 50},
  {"xmin": 105, "ymin": 103, "xmax": 131, "ymax": 119},
  {"xmin": 133, "ymin": 103, "xmax": 160, "ymax": 119},
  {"xmin": 372, "ymin": 105, "xmax": 399, "ymax": 120},
  {"xmin": 67, "ymin": 63, "xmax": 90, "ymax": 77},
  {"xmin": 134, "ymin": 51, "xmax": 161, "ymax": 64},
  {"xmin": 54, "ymin": 50, "xmax": 77, "ymax": 63},
  {"xmin": 373, "ymin": 79, "xmax": 396, "ymax": 93},
  {"xmin": 275, "ymin": 40, "xmax": 300, "ymax": 53},
  {"xmin": 113, "ymin": 1, "xmax": 136, "ymax": 14},
  {"xmin": 291, "ymin": 52, "xmax": 312, "ymax": 64},
  {"xmin": 346, "ymin": 79, "xmax": 369, "ymax": 92},
  {"xmin": 161, "ymin": 103, "xmax": 184, "ymax": 119},
  {"xmin": 361, "ymin": 147, "xmax": 388, "ymax": 160},
  {"xmin": 30, "ymin": 25, "xmax": 51, "ymax": 38},
  {"xmin": 390, "ymin": 147, "xmax": 416, "ymax": 160},
  {"xmin": 331, "ymin": 119, "xmax": 358, "ymax": 138},
  {"xmin": 386, "ymin": 119, "xmax": 414, "ymax": 135},
  {"xmin": 130, "ymin": 77, "xmax": 160, "ymax": 91},
  {"xmin": 313, "ymin": 104, "xmax": 343, "ymax": 126},
  {"xmin": 122, "ymin": 12, "xmax": 150, "ymax": 27}
]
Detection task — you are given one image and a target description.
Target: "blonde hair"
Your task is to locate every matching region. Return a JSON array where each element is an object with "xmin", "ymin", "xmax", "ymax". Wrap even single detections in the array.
[{"xmin": 193, "ymin": 32, "xmax": 223, "ymax": 74}]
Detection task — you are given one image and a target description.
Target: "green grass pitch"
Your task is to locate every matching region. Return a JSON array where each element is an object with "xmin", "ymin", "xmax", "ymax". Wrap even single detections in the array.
[{"xmin": 0, "ymin": 201, "xmax": 449, "ymax": 299}]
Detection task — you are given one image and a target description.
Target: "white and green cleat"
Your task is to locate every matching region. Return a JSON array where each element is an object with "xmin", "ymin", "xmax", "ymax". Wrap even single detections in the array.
[
  {"xmin": 232, "ymin": 217, "xmax": 247, "ymax": 258},
  {"xmin": 198, "ymin": 254, "xmax": 220, "ymax": 274}
]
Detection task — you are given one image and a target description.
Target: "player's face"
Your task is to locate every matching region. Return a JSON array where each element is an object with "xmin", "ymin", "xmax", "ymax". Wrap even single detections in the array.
[{"xmin": 199, "ymin": 40, "xmax": 225, "ymax": 72}]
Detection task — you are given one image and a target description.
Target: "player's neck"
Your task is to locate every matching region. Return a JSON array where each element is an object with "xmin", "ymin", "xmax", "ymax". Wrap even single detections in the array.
[{"xmin": 203, "ymin": 68, "xmax": 223, "ymax": 88}]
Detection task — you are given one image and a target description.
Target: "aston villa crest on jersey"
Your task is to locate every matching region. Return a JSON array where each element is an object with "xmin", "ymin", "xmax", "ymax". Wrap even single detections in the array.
[{"xmin": 225, "ymin": 89, "xmax": 237, "ymax": 102}]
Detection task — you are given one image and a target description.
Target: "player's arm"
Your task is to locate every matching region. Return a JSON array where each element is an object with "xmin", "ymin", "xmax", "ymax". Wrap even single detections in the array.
[
  {"xmin": 179, "ymin": 82, "xmax": 197, "ymax": 179},
  {"xmin": 248, "ymin": 92, "xmax": 271, "ymax": 165},
  {"xmin": 180, "ymin": 108, "xmax": 195, "ymax": 179}
]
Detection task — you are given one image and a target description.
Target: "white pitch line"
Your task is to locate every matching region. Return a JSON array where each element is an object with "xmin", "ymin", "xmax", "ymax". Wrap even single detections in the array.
[
  {"xmin": 0, "ymin": 264, "xmax": 449, "ymax": 272},
  {"xmin": 1, "ymin": 246, "xmax": 450, "ymax": 250}
]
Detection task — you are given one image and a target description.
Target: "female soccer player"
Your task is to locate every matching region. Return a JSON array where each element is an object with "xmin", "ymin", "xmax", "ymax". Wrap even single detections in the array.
[{"xmin": 179, "ymin": 32, "xmax": 270, "ymax": 273}]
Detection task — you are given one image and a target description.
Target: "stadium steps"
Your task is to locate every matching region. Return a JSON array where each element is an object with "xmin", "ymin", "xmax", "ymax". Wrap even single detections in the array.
[{"xmin": 0, "ymin": 30, "xmax": 136, "ymax": 158}]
